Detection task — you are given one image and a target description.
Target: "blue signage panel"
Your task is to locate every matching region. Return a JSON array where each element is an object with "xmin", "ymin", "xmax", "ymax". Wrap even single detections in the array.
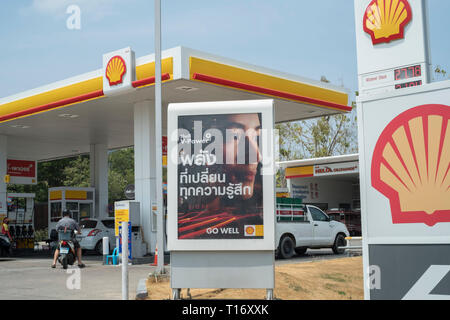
[{"xmin": 119, "ymin": 222, "xmax": 132, "ymax": 260}]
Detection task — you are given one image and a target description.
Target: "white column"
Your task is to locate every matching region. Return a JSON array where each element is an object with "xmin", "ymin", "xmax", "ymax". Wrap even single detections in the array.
[
  {"xmin": 134, "ymin": 100, "xmax": 156, "ymax": 254},
  {"xmin": 90, "ymin": 143, "xmax": 109, "ymax": 219},
  {"xmin": 0, "ymin": 136, "xmax": 7, "ymax": 216},
  {"xmin": 286, "ymin": 177, "xmax": 292, "ymax": 196}
]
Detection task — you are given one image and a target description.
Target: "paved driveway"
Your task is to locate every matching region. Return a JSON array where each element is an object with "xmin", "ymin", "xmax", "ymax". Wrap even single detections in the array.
[
  {"xmin": 0, "ymin": 255, "xmax": 156, "ymax": 300},
  {"xmin": 0, "ymin": 249, "xmax": 351, "ymax": 300}
]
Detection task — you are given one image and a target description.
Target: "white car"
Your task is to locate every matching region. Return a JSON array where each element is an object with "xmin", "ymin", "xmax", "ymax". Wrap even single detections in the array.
[
  {"xmin": 79, "ymin": 218, "xmax": 116, "ymax": 255},
  {"xmin": 276, "ymin": 204, "xmax": 350, "ymax": 259}
]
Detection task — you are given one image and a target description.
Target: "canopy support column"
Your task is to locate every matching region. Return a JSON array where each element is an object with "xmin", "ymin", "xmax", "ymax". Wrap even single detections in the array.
[
  {"xmin": 90, "ymin": 143, "xmax": 109, "ymax": 219},
  {"xmin": 134, "ymin": 100, "xmax": 156, "ymax": 254}
]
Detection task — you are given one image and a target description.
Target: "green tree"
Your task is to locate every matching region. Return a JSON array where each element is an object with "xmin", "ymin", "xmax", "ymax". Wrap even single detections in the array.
[
  {"xmin": 108, "ymin": 170, "xmax": 128, "ymax": 203},
  {"xmin": 275, "ymin": 122, "xmax": 303, "ymax": 187},
  {"xmin": 434, "ymin": 65, "xmax": 448, "ymax": 80},
  {"xmin": 276, "ymin": 122, "xmax": 303, "ymax": 161},
  {"xmin": 300, "ymin": 104, "xmax": 357, "ymax": 158},
  {"xmin": 62, "ymin": 155, "xmax": 90, "ymax": 187},
  {"xmin": 108, "ymin": 147, "xmax": 134, "ymax": 203}
]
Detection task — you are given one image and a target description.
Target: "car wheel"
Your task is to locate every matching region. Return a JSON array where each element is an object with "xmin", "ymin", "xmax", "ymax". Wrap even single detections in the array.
[
  {"xmin": 95, "ymin": 241, "xmax": 103, "ymax": 255},
  {"xmin": 295, "ymin": 247, "xmax": 307, "ymax": 255},
  {"xmin": 332, "ymin": 234, "xmax": 347, "ymax": 254},
  {"xmin": 279, "ymin": 236, "xmax": 295, "ymax": 259}
]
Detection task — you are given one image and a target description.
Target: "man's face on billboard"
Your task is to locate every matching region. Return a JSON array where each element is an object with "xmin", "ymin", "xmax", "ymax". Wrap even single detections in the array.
[{"xmin": 222, "ymin": 113, "xmax": 261, "ymax": 199}]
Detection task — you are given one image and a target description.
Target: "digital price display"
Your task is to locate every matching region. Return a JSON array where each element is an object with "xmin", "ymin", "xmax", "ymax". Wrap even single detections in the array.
[
  {"xmin": 359, "ymin": 64, "xmax": 426, "ymax": 94},
  {"xmin": 394, "ymin": 65, "xmax": 422, "ymax": 81},
  {"xmin": 393, "ymin": 65, "xmax": 423, "ymax": 90},
  {"xmin": 395, "ymin": 80, "xmax": 422, "ymax": 90}
]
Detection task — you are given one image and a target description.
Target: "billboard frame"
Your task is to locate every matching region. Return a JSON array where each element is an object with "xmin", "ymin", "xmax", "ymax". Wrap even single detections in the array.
[{"xmin": 167, "ymin": 99, "xmax": 275, "ymax": 251}]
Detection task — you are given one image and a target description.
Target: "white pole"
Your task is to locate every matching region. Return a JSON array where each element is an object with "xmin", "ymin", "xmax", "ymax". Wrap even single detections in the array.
[
  {"xmin": 154, "ymin": 0, "xmax": 165, "ymax": 274},
  {"xmin": 102, "ymin": 236, "xmax": 109, "ymax": 265},
  {"xmin": 121, "ymin": 221, "xmax": 128, "ymax": 300}
]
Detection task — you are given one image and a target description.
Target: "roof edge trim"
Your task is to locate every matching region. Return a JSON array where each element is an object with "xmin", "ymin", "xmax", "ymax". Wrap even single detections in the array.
[{"xmin": 192, "ymin": 73, "xmax": 352, "ymax": 112}]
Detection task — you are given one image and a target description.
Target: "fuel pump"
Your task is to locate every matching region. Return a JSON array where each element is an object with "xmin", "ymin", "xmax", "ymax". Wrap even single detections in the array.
[
  {"xmin": 7, "ymin": 193, "xmax": 35, "ymax": 250},
  {"xmin": 114, "ymin": 201, "xmax": 146, "ymax": 261}
]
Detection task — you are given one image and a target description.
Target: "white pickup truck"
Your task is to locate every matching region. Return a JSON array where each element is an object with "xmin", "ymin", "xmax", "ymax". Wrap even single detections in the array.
[{"xmin": 275, "ymin": 203, "xmax": 349, "ymax": 259}]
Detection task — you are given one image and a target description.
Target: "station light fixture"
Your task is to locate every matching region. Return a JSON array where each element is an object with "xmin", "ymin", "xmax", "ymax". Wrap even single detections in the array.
[
  {"xmin": 58, "ymin": 113, "xmax": 79, "ymax": 119},
  {"xmin": 10, "ymin": 124, "xmax": 30, "ymax": 129},
  {"xmin": 175, "ymin": 86, "xmax": 199, "ymax": 93}
]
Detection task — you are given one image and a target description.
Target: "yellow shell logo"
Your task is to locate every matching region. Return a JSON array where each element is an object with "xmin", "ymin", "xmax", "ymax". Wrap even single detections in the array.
[
  {"xmin": 245, "ymin": 226, "xmax": 255, "ymax": 236},
  {"xmin": 105, "ymin": 56, "xmax": 127, "ymax": 86},
  {"xmin": 371, "ymin": 105, "xmax": 450, "ymax": 226},
  {"xmin": 363, "ymin": 0, "xmax": 412, "ymax": 45}
]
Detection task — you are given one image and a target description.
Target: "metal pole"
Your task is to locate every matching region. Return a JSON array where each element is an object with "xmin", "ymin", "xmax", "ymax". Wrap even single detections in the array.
[
  {"xmin": 154, "ymin": 0, "xmax": 165, "ymax": 274},
  {"xmin": 266, "ymin": 289, "xmax": 274, "ymax": 300},
  {"xmin": 121, "ymin": 221, "xmax": 128, "ymax": 300}
]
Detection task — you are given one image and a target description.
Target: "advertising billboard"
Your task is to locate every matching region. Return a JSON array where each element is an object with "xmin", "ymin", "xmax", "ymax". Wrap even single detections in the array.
[
  {"xmin": 167, "ymin": 100, "xmax": 275, "ymax": 251},
  {"xmin": 7, "ymin": 159, "xmax": 37, "ymax": 185}
]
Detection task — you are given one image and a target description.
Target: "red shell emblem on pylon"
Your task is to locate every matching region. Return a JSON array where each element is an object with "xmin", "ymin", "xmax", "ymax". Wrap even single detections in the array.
[
  {"xmin": 105, "ymin": 56, "xmax": 127, "ymax": 86},
  {"xmin": 363, "ymin": 0, "xmax": 412, "ymax": 45},
  {"xmin": 371, "ymin": 104, "xmax": 450, "ymax": 226}
]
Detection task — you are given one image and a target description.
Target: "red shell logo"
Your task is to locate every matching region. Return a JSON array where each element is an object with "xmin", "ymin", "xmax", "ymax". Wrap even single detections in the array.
[
  {"xmin": 105, "ymin": 56, "xmax": 126, "ymax": 86},
  {"xmin": 363, "ymin": 0, "xmax": 412, "ymax": 45},
  {"xmin": 371, "ymin": 104, "xmax": 450, "ymax": 226}
]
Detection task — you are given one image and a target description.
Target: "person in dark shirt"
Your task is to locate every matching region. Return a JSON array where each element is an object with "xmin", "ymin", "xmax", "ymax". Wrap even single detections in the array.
[{"xmin": 51, "ymin": 210, "xmax": 85, "ymax": 268}]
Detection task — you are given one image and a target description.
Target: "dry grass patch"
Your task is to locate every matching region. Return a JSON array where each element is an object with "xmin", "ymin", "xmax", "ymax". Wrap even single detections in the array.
[{"xmin": 145, "ymin": 256, "xmax": 363, "ymax": 300}]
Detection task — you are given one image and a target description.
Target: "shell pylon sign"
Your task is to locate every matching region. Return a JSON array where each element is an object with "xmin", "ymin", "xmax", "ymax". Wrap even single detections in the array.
[
  {"xmin": 355, "ymin": 0, "xmax": 450, "ymax": 300},
  {"xmin": 371, "ymin": 104, "xmax": 450, "ymax": 226},
  {"xmin": 363, "ymin": 0, "xmax": 412, "ymax": 45}
]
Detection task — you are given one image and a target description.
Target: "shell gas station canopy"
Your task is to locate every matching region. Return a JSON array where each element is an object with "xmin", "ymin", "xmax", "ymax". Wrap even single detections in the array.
[
  {"xmin": 0, "ymin": 46, "xmax": 352, "ymax": 255},
  {"xmin": 0, "ymin": 46, "xmax": 351, "ymax": 161}
]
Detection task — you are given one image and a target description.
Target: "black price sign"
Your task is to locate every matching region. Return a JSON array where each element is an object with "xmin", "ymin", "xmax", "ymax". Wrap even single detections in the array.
[{"xmin": 394, "ymin": 65, "xmax": 422, "ymax": 81}]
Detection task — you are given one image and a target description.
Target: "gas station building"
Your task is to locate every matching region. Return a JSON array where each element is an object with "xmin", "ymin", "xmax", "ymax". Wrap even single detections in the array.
[
  {"xmin": 279, "ymin": 154, "xmax": 362, "ymax": 235},
  {"xmin": 0, "ymin": 46, "xmax": 351, "ymax": 254}
]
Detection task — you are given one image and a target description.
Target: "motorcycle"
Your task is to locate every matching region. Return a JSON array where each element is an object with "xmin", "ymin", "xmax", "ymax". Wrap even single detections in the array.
[
  {"xmin": 57, "ymin": 228, "xmax": 78, "ymax": 269},
  {"xmin": 0, "ymin": 233, "xmax": 11, "ymax": 257}
]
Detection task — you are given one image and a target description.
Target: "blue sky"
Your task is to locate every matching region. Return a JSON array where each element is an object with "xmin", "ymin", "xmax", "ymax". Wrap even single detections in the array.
[{"xmin": 1, "ymin": 0, "xmax": 449, "ymax": 101}]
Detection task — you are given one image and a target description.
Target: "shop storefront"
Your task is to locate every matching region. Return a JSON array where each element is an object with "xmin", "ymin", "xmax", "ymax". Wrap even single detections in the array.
[{"xmin": 279, "ymin": 154, "xmax": 361, "ymax": 235}]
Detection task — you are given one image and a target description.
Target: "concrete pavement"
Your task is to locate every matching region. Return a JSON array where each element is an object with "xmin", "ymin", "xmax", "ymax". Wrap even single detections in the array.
[
  {"xmin": 0, "ymin": 249, "xmax": 348, "ymax": 300},
  {"xmin": 0, "ymin": 255, "xmax": 159, "ymax": 300}
]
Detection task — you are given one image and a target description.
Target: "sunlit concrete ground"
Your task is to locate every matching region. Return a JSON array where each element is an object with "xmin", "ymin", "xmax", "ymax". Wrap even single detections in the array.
[{"xmin": 0, "ymin": 249, "xmax": 350, "ymax": 300}]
